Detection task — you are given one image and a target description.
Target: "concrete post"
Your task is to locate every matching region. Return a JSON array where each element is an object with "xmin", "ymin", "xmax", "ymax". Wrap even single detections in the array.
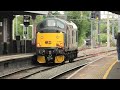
[
  {"xmin": 3, "ymin": 18, "xmax": 8, "ymax": 54},
  {"xmin": 31, "ymin": 15, "xmax": 36, "ymax": 45},
  {"xmin": 107, "ymin": 13, "xmax": 110, "ymax": 47},
  {"xmin": 91, "ymin": 19, "xmax": 93, "ymax": 48}
]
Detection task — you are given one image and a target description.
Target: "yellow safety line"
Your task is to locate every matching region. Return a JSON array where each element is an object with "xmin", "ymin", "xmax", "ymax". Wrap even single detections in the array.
[{"xmin": 103, "ymin": 60, "xmax": 117, "ymax": 79}]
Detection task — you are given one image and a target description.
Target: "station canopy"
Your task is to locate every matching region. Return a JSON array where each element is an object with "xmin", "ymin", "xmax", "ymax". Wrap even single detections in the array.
[
  {"xmin": 0, "ymin": 11, "xmax": 48, "ymax": 15},
  {"xmin": 110, "ymin": 11, "xmax": 120, "ymax": 15}
]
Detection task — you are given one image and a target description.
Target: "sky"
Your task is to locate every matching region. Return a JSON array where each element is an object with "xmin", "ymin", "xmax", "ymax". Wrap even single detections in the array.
[
  {"xmin": 58, "ymin": 11, "xmax": 119, "ymax": 19},
  {"xmin": 58, "ymin": 11, "xmax": 64, "ymax": 14},
  {"xmin": 101, "ymin": 11, "xmax": 119, "ymax": 19}
]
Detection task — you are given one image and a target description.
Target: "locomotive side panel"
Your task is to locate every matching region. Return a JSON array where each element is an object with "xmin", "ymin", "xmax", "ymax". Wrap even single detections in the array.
[{"xmin": 66, "ymin": 25, "xmax": 78, "ymax": 51}]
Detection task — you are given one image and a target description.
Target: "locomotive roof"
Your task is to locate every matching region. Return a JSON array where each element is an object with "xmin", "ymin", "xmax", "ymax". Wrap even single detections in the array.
[{"xmin": 45, "ymin": 17, "xmax": 78, "ymax": 29}]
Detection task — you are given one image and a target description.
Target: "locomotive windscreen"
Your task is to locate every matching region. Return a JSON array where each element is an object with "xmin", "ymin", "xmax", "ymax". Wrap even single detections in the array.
[
  {"xmin": 37, "ymin": 19, "xmax": 65, "ymax": 32},
  {"xmin": 47, "ymin": 20, "xmax": 56, "ymax": 26}
]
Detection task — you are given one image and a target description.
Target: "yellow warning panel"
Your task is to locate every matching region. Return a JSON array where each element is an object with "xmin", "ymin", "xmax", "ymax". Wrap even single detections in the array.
[
  {"xmin": 36, "ymin": 32, "xmax": 64, "ymax": 48},
  {"xmin": 37, "ymin": 56, "xmax": 46, "ymax": 63},
  {"xmin": 55, "ymin": 55, "xmax": 64, "ymax": 63}
]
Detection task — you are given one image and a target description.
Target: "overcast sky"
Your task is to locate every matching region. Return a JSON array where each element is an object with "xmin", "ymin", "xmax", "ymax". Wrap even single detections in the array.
[
  {"xmin": 58, "ymin": 11, "xmax": 64, "ymax": 14},
  {"xmin": 58, "ymin": 11, "xmax": 119, "ymax": 19}
]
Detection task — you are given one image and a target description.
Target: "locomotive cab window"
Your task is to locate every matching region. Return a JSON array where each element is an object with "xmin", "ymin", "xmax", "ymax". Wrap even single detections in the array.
[
  {"xmin": 40, "ymin": 21, "xmax": 46, "ymax": 28},
  {"xmin": 56, "ymin": 21, "xmax": 65, "ymax": 29},
  {"xmin": 47, "ymin": 20, "xmax": 56, "ymax": 26}
]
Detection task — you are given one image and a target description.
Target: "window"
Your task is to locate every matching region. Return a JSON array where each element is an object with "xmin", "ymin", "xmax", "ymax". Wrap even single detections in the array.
[
  {"xmin": 40, "ymin": 21, "xmax": 46, "ymax": 28},
  {"xmin": 65, "ymin": 34, "xmax": 67, "ymax": 46},
  {"xmin": 47, "ymin": 20, "xmax": 56, "ymax": 26},
  {"xmin": 76, "ymin": 31, "xmax": 78, "ymax": 42},
  {"xmin": 72, "ymin": 31, "xmax": 74, "ymax": 44},
  {"xmin": 56, "ymin": 21, "xmax": 64, "ymax": 29}
]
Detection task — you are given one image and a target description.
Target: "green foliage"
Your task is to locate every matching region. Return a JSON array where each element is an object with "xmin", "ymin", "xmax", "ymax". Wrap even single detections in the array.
[
  {"xmin": 35, "ymin": 15, "xmax": 44, "ymax": 25},
  {"xmin": 110, "ymin": 21, "xmax": 118, "ymax": 35},
  {"xmin": 100, "ymin": 22, "xmax": 107, "ymax": 33},
  {"xmin": 66, "ymin": 11, "xmax": 91, "ymax": 46},
  {"xmin": 14, "ymin": 16, "xmax": 23, "ymax": 39},
  {"xmin": 52, "ymin": 11, "xmax": 60, "ymax": 15},
  {"xmin": 99, "ymin": 19, "xmax": 118, "ymax": 46},
  {"xmin": 13, "ymin": 15, "xmax": 43, "ymax": 40},
  {"xmin": 100, "ymin": 33, "xmax": 107, "ymax": 43}
]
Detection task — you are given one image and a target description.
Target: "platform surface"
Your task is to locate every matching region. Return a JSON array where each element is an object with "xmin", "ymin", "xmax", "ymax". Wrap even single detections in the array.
[
  {"xmin": 106, "ymin": 61, "xmax": 120, "ymax": 79},
  {"xmin": 67, "ymin": 53, "xmax": 117, "ymax": 79},
  {"xmin": 0, "ymin": 53, "xmax": 35, "ymax": 62}
]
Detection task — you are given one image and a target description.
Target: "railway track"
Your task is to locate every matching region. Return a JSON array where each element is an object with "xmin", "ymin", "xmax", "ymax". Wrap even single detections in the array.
[
  {"xmin": 25, "ymin": 51, "xmax": 116, "ymax": 79},
  {"xmin": 0, "ymin": 53, "xmax": 96, "ymax": 79},
  {"xmin": 0, "ymin": 50, "xmax": 116, "ymax": 79},
  {"xmin": 51, "ymin": 51, "xmax": 117, "ymax": 79}
]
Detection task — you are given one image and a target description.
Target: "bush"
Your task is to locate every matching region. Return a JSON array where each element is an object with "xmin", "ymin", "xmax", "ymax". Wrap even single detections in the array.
[{"xmin": 100, "ymin": 33, "xmax": 107, "ymax": 44}]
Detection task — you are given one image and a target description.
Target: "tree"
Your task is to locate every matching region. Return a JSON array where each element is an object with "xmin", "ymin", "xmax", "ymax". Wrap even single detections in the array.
[
  {"xmin": 65, "ymin": 11, "xmax": 91, "ymax": 46},
  {"xmin": 14, "ymin": 16, "xmax": 23, "ymax": 39},
  {"xmin": 13, "ymin": 15, "xmax": 43, "ymax": 40}
]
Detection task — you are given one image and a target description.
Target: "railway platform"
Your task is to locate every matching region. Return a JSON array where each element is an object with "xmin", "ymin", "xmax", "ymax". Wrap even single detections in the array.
[
  {"xmin": 0, "ymin": 53, "xmax": 35, "ymax": 62},
  {"xmin": 0, "ymin": 47, "xmax": 117, "ymax": 79},
  {"xmin": 106, "ymin": 61, "xmax": 120, "ymax": 79},
  {"xmin": 0, "ymin": 53, "xmax": 36, "ymax": 77},
  {"xmin": 0, "ymin": 47, "xmax": 115, "ymax": 63},
  {"xmin": 67, "ymin": 52, "xmax": 119, "ymax": 79}
]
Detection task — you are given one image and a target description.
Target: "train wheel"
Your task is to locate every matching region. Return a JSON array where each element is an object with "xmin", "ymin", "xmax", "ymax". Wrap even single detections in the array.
[
  {"xmin": 32, "ymin": 54, "xmax": 39, "ymax": 65},
  {"xmin": 69, "ymin": 59, "xmax": 73, "ymax": 63},
  {"xmin": 61, "ymin": 60, "xmax": 65, "ymax": 65}
]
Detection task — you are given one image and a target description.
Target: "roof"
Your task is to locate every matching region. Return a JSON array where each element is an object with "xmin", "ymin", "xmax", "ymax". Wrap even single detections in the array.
[
  {"xmin": 24, "ymin": 11, "xmax": 48, "ymax": 15},
  {"xmin": 110, "ymin": 11, "xmax": 120, "ymax": 15},
  {"xmin": 46, "ymin": 17, "xmax": 70, "ymax": 24},
  {"xmin": 69, "ymin": 21, "xmax": 78, "ymax": 30},
  {"xmin": 45, "ymin": 17, "xmax": 78, "ymax": 29},
  {"xmin": 0, "ymin": 11, "xmax": 48, "ymax": 15}
]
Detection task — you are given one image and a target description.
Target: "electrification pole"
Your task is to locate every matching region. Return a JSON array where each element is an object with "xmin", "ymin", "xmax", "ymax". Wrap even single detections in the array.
[
  {"xmin": 107, "ymin": 12, "xmax": 110, "ymax": 47},
  {"xmin": 16, "ymin": 15, "xmax": 18, "ymax": 36},
  {"xmin": 91, "ymin": 11, "xmax": 96, "ymax": 48},
  {"xmin": 25, "ymin": 27, "xmax": 27, "ymax": 53},
  {"xmin": 91, "ymin": 18, "xmax": 93, "ymax": 48},
  {"xmin": 112, "ymin": 14, "xmax": 115, "ymax": 44},
  {"xmin": 31, "ymin": 15, "xmax": 36, "ymax": 45},
  {"xmin": 12, "ymin": 19, "xmax": 14, "ymax": 40},
  {"xmin": 98, "ymin": 17, "xmax": 100, "ymax": 46},
  {"xmin": 96, "ymin": 19, "xmax": 98, "ymax": 45},
  {"xmin": 95, "ymin": 11, "xmax": 100, "ymax": 47}
]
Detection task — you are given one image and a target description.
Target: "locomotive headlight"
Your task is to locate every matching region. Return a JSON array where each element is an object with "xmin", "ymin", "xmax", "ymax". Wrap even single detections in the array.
[
  {"xmin": 37, "ymin": 43, "xmax": 41, "ymax": 47},
  {"xmin": 56, "ymin": 43, "xmax": 64, "ymax": 48},
  {"xmin": 41, "ymin": 36, "xmax": 44, "ymax": 39},
  {"xmin": 59, "ymin": 43, "xmax": 63, "ymax": 48},
  {"xmin": 60, "ymin": 43, "xmax": 63, "ymax": 46},
  {"xmin": 56, "ymin": 43, "xmax": 59, "ymax": 47},
  {"xmin": 56, "ymin": 35, "xmax": 60, "ymax": 39}
]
